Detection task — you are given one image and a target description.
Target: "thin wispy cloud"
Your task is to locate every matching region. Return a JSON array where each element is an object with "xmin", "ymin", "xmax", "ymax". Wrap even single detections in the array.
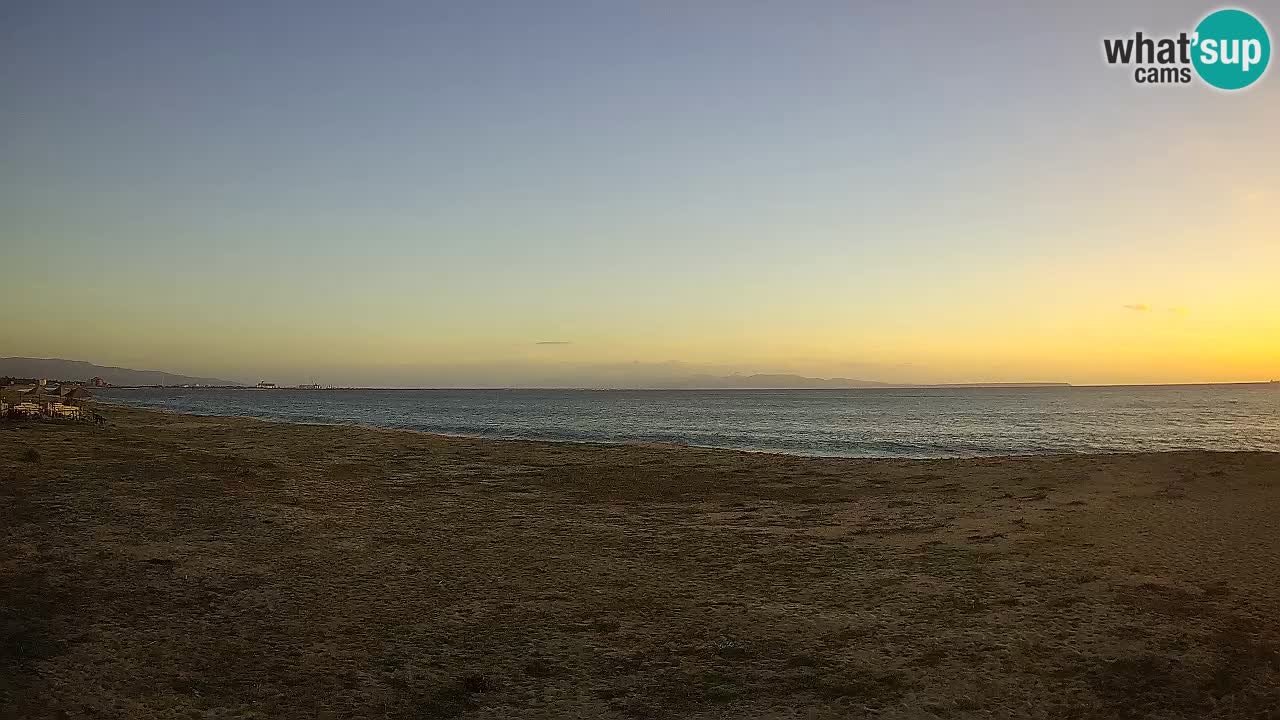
[
  {"xmin": 535, "ymin": 341, "xmax": 572, "ymax": 345},
  {"xmin": 1124, "ymin": 303, "xmax": 1188, "ymax": 316}
]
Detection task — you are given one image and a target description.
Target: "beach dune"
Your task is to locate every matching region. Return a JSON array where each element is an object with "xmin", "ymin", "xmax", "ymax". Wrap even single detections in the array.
[{"xmin": 3, "ymin": 407, "xmax": 1278, "ymax": 718}]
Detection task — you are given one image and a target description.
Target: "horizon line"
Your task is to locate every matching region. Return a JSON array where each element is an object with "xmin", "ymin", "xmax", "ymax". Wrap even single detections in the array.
[{"xmin": 99, "ymin": 380, "xmax": 1280, "ymax": 391}]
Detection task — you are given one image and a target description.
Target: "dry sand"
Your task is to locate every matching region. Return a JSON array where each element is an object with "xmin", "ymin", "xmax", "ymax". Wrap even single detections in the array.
[{"xmin": 3, "ymin": 406, "xmax": 1279, "ymax": 719}]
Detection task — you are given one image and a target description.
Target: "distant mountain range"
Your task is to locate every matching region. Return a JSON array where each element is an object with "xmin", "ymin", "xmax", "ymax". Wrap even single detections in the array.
[
  {"xmin": 0, "ymin": 358, "xmax": 1071, "ymax": 390},
  {"xmin": 654, "ymin": 373, "xmax": 1069, "ymax": 389},
  {"xmin": 0, "ymin": 358, "xmax": 240, "ymax": 387},
  {"xmin": 668, "ymin": 373, "xmax": 896, "ymax": 389}
]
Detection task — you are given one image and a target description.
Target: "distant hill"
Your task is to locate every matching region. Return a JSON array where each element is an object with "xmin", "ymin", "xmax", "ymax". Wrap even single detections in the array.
[
  {"xmin": 0, "ymin": 358, "xmax": 1071, "ymax": 390},
  {"xmin": 657, "ymin": 374, "xmax": 1069, "ymax": 389},
  {"xmin": 915, "ymin": 382, "xmax": 1072, "ymax": 388},
  {"xmin": 0, "ymin": 358, "xmax": 240, "ymax": 387},
  {"xmin": 666, "ymin": 373, "xmax": 897, "ymax": 389}
]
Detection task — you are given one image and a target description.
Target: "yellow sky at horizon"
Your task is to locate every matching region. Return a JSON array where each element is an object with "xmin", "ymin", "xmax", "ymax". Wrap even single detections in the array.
[
  {"xmin": 3, "ymin": 2, "xmax": 1278, "ymax": 386},
  {"xmin": 5, "ymin": 183, "xmax": 1278, "ymax": 386},
  {"xmin": 5, "ymin": 249, "xmax": 1277, "ymax": 386}
]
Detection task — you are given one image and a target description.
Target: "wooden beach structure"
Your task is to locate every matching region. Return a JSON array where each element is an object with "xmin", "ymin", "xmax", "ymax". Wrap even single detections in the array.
[{"xmin": 0, "ymin": 379, "xmax": 96, "ymax": 421}]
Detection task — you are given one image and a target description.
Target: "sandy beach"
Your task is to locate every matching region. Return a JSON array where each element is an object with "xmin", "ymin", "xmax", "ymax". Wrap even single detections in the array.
[{"xmin": 3, "ymin": 406, "xmax": 1278, "ymax": 719}]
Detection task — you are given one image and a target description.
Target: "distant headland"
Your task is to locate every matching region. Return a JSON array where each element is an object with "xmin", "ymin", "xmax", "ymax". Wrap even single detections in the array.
[
  {"xmin": 0, "ymin": 358, "xmax": 240, "ymax": 388},
  {"xmin": 6, "ymin": 357, "xmax": 1273, "ymax": 391}
]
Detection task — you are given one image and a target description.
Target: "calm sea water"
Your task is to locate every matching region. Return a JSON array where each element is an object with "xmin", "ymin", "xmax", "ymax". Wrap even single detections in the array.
[{"xmin": 98, "ymin": 385, "xmax": 1280, "ymax": 458}]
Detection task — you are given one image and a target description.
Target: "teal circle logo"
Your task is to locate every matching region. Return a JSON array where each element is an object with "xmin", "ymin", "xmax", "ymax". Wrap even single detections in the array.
[{"xmin": 1192, "ymin": 9, "xmax": 1271, "ymax": 90}]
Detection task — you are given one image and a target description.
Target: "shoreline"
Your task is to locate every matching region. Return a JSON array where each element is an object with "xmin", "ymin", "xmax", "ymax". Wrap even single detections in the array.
[
  {"xmin": 5, "ymin": 406, "xmax": 1279, "ymax": 717},
  {"xmin": 95, "ymin": 381, "xmax": 1280, "ymax": 390},
  {"xmin": 92, "ymin": 400, "xmax": 1280, "ymax": 460}
]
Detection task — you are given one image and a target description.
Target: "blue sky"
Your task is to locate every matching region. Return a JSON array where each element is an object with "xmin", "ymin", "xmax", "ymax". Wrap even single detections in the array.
[{"xmin": 2, "ymin": 1, "xmax": 1277, "ymax": 385}]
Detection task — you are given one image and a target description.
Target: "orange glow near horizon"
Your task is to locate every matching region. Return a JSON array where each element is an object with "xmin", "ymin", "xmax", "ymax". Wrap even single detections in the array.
[{"xmin": 2, "ymin": 3, "xmax": 1277, "ymax": 387}]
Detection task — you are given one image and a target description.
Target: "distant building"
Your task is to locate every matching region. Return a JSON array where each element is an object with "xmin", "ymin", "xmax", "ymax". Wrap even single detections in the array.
[
  {"xmin": 256, "ymin": 382, "xmax": 277, "ymax": 389},
  {"xmin": 90, "ymin": 376, "xmax": 107, "ymax": 387}
]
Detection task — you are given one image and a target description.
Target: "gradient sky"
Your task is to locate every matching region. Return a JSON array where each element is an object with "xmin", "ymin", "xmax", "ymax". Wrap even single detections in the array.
[{"xmin": 2, "ymin": 1, "xmax": 1277, "ymax": 386}]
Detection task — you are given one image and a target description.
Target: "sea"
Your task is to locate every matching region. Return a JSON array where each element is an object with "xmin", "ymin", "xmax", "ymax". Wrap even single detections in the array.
[{"xmin": 98, "ymin": 384, "xmax": 1280, "ymax": 458}]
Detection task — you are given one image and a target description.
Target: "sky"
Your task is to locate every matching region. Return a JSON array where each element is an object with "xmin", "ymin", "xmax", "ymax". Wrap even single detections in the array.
[{"xmin": 2, "ymin": 1, "xmax": 1277, "ymax": 387}]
